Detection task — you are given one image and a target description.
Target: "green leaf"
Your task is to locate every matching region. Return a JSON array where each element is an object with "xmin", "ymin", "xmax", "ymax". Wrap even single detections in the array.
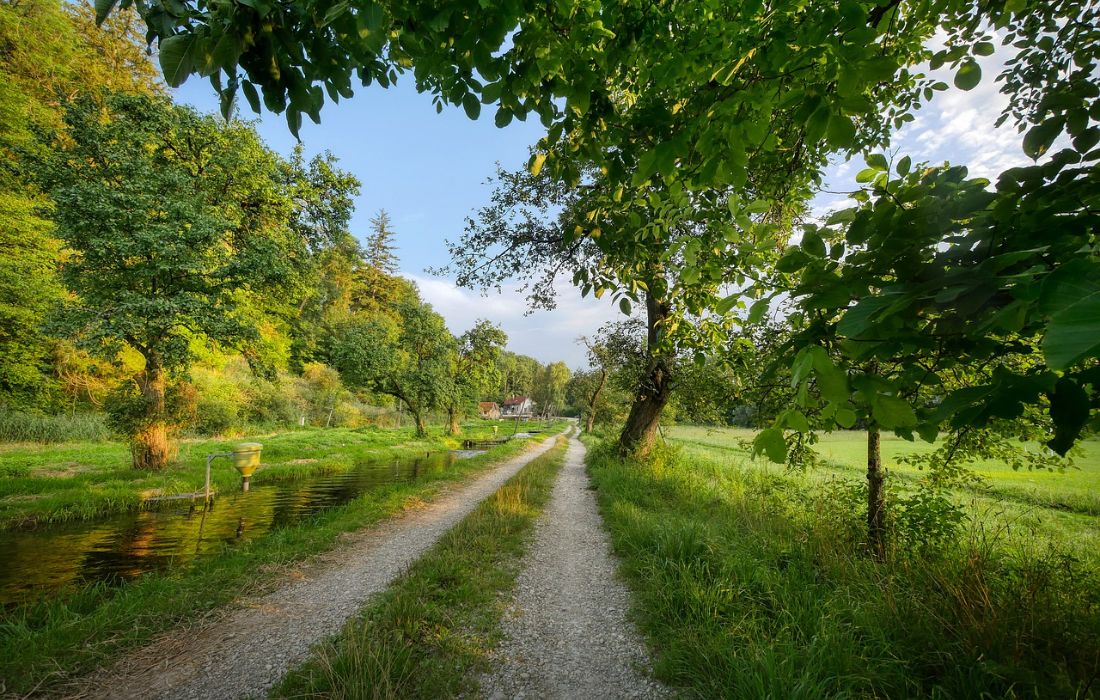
[
  {"xmin": 837, "ymin": 294, "xmax": 896, "ymax": 338},
  {"xmin": 1048, "ymin": 377, "xmax": 1090, "ymax": 455},
  {"xmin": 916, "ymin": 422, "xmax": 939, "ymax": 443},
  {"xmin": 95, "ymin": 0, "xmax": 119, "ymax": 24},
  {"xmin": 805, "ymin": 102, "xmax": 831, "ymax": 144},
  {"xmin": 744, "ymin": 199, "xmax": 770, "ymax": 215},
  {"xmin": 241, "ymin": 81, "xmax": 261, "ymax": 114},
  {"xmin": 973, "ymin": 41, "xmax": 996, "ymax": 56},
  {"xmin": 529, "ymin": 152, "xmax": 547, "ymax": 177},
  {"xmin": 784, "ymin": 410, "xmax": 810, "ymax": 433},
  {"xmin": 619, "ymin": 298, "xmax": 632, "ymax": 315},
  {"xmin": 776, "ymin": 249, "xmax": 811, "ymax": 273},
  {"xmin": 835, "ymin": 407, "xmax": 857, "ymax": 428},
  {"xmin": 871, "ymin": 395, "xmax": 917, "ymax": 429},
  {"xmin": 159, "ymin": 34, "xmax": 198, "ymax": 87},
  {"xmin": 801, "ymin": 230, "xmax": 826, "ymax": 258},
  {"xmin": 865, "ymin": 153, "xmax": 888, "ymax": 171},
  {"xmin": 462, "ymin": 93, "xmax": 481, "ymax": 120},
  {"xmin": 1023, "ymin": 117, "xmax": 1064, "ymax": 159},
  {"xmin": 895, "ymin": 155, "xmax": 911, "ymax": 175},
  {"xmin": 747, "ymin": 298, "xmax": 770, "ymax": 324},
  {"xmin": 827, "ymin": 114, "xmax": 857, "ymax": 149},
  {"xmin": 855, "ymin": 167, "xmax": 880, "ymax": 184},
  {"xmin": 494, "ymin": 107, "xmax": 513, "ymax": 128},
  {"xmin": 1043, "ymin": 291, "xmax": 1100, "ymax": 370},
  {"xmin": 715, "ymin": 294, "xmax": 738, "ymax": 315},
  {"xmin": 954, "ymin": 60, "xmax": 982, "ymax": 91},
  {"xmin": 753, "ymin": 428, "xmax": 787, "ymax": 463},
  {"xmin": 810, "ymin": 348, "xmax": 849, "ymax": 404}
]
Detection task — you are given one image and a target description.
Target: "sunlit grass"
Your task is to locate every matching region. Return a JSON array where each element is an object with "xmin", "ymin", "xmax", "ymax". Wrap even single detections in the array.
[
  {"xmin": 585, "ymin": 430, "xmax": 1100, "ymax": 698},
  {"xmin": 0, "ymin": 429, "xmax": 563, "ymax": 697},
  {"xmin": 0, "ymin": 420, "xmax": 539, "ymax": 528}
]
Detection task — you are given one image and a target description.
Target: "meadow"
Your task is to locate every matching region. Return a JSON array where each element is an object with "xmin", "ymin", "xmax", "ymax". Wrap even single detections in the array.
[
  {"xmin": 670, "ymin": 426, "xmax": 1100, "ymax": 562},
  {"xmin": 585, "ymin": 427, "xmax": 1100, "ymax": 698},
  {"xmin": 0, "ymin": 421, "xmax": 521, "ymax": 528}
]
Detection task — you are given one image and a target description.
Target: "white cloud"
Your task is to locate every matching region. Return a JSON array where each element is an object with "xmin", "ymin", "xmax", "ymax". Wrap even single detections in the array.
[
  {"xmin": 817, "ymin": 34, "xmax": 1036, "ymax": 203},
  {"xmin": 402, "ymin": 272, "xmax": 624, "ymax": 369}
]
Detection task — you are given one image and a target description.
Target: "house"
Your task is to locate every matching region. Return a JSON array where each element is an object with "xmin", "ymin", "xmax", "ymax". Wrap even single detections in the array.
[
  {"xmin": 478, "ymin": 402, "xmax": 501, "ymax": 419},
  {"xmin": 501, "ymin": 395, "xmax": 535, "ymax": 417}
]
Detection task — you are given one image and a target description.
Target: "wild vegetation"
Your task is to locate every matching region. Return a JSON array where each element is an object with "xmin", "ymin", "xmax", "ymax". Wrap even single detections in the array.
[
  {"xmin": 2, "ymin": 0, "xmax": 1098, "ymax": 694},
  {"xmin": 585, "ymin": 429, "xmax": 1100, "ymax": 697}
]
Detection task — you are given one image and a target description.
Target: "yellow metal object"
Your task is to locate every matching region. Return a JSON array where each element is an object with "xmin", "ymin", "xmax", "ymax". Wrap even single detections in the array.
[{"xmin": 231, "ymin": 443, "xmax": 262, "ymax": 477}]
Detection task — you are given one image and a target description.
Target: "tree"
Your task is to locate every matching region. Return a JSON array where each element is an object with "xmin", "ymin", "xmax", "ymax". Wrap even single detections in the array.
[
  {"xmin": 0, "ymin": 0, "xmax": 160, "ymax": 410},
  {"xmin": 278, "ymin": 147, "xmax": 362, "ymax": 370},
  {"xmin": 532, "ymin": 361, "xmax": 571, "ymax": 417},
  {"xmin": 364, "ymin": 210, "xmax": 400, "ymax": 274},
  {"xmin": 46, "ymin": 93, "xmax": 306, "ymax": 468},
  {"xmin": 331, "ymin": 299, "xmax": 454, "ymax": 437},
  {"xmin": 494, "ymin": 351, "xmax": 542, "ymax": 399},
  {"xmin": 351, "ymin": 210, "xmax": 416, "ymax": 316},
  {"xmin": 442, "ymin": 320, "xmax": 508, "ymax": 434}
]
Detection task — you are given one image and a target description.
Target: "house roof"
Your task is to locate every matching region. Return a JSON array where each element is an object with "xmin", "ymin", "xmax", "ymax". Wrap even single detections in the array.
[
  {"xmin": 502, "ymin": 396, "xmax": 529, "ymax": 406},
  {"xmin": 479, "ymin": 402, "xmax": 499, "ymax": 410}
]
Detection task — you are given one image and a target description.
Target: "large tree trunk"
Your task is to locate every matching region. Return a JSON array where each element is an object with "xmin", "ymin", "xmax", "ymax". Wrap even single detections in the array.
[
  {"xmin": 585, "ymin": 369, "xmax": 607, "ymax": 434},
  {"xmin": 132, "ymin": 356, "xmax": 171, "ymax": 470},
  {"xmin": 447, "ymin": 406, "xmax": 460, "ymax": 435},
  {"xmin": 412, "ymin": 410, "xmax": 428, "ymax": 438},
  {"xmin": 867, "ymin": 425, "xmax": 887, "ymax": 559},
  {"xmin": 618, "ymin": 293, "xmax": 672, "ymax": 458}
]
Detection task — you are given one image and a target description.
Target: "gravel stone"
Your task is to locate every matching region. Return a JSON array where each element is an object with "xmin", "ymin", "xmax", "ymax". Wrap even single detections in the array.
[
  {"xmin": 73, "ymin": 436, "xmax": 563, "ymax": 700},
  {"xmin": 479, "ymin": 435, "xmax": 668, "ymax": 699}
]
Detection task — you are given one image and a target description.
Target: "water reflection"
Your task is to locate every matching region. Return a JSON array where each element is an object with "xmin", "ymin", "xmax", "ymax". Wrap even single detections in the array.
[{"xmin": 0, "ymin": 450, "xmax": 475, "ymax": 607}]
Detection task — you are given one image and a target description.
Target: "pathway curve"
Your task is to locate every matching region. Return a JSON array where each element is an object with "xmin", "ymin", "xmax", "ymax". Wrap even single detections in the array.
[
  {"xmin": 480, "ymin": 434, "xmax": 667, "ymax": 699},
  {"xmin": 72, "ymin": 434, "xmax": 563, "ymax": 700}
]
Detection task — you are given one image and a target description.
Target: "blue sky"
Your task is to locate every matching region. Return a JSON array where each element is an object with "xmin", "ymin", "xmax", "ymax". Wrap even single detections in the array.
[
  {"xmin": 174, "ymin": 43, "xmax": 1032, "ymax": 369},
  {"xmin": 174, "ymin": 79, "xmax": 624, "ymax": 368}
]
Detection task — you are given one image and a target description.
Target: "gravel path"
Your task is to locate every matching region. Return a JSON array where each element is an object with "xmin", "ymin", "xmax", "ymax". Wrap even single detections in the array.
[
  {"xmin": 480, "ymin": 434, "xmax": 668, "ymax": 700},
  {"xmin": 72, "ymin": 435, "xmax": 563, "ymax": 700}
]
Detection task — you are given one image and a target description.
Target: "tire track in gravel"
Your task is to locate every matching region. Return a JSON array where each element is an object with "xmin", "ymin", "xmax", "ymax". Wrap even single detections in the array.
[
  {"xmin": 70, "ymin": 434, "xmax": 564, "ymax": 700},
  {"xmin": 480, "ymin": 434, "xmax": 668, "ymax": 699}
]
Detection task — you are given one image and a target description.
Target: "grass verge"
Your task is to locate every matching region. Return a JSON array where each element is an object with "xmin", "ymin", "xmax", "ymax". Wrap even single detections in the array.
[
  {"xmin": 0, "ymin": 421, "xmax": 539, "ymax": 528},
  {"xmin": 584, "ymin": 436, "xmax": 1100, "ymax": 699},
  {"xmin": 0, "ymin": 429, "xmax": 563, "ymax": 697},
  {"xmin": 271, "ymin": 434, "xmax": 570, "ymax": 699}
]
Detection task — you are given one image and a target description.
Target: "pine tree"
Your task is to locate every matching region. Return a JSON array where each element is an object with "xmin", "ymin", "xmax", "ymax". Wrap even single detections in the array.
[{"xmin": 364, "ymin": 210, "xmax": 399, "ymax": 274}]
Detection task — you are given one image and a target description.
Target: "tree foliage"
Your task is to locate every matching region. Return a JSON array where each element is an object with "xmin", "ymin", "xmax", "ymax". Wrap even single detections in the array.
[{"xmin": 331, "ymin": 299, "xmax": 455, "ymax": 437}]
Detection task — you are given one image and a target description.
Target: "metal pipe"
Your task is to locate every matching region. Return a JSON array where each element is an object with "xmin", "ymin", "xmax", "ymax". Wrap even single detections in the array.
[{"xmin": 205, "ymin": 452, "xmax": 232, "ymax": 505}]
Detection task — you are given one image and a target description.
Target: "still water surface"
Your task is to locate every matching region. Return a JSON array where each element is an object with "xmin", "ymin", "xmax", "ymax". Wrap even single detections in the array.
[{"xmin": 0, "ymin": 450, "xmax": 479, "ymax": 607}]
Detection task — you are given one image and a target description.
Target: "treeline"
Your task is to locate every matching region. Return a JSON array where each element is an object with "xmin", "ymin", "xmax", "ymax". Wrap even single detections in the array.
[{"xmin": 0, "ymin": 0, "xmax": 567, "ymax": 466}]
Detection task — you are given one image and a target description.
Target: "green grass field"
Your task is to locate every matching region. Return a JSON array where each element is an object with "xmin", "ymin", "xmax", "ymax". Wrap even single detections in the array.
[
  {"xmin": 585, "ymin": 427, "xmax": 1100, "ymax": 698},
  {"xmin": 668, "ymin": 426, "xmax": 1100, "ymax": 562},
  {"xmin": 0, "ymin": 420, "xmax": 529, "ymax": 528}
]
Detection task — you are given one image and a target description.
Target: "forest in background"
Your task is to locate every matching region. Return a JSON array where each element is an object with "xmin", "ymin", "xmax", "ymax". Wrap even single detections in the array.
[{"xmin": 0, "ymin": 0, "xmax": 571, "ymax": 464}]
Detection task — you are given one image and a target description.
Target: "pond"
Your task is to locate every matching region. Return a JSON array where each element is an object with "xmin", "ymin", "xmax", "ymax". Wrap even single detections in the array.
[{"xmin": 0, "ymin": 449, "xmax": 483, "ymax": 607}]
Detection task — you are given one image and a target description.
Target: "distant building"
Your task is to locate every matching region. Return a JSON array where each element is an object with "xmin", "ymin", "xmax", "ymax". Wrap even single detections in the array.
[
  {"xmin": 478, "ymin": 402, "xmax": 501, "ymax": 419},
  {"xmin": 501, "ymin": 395, "xmax": 535, "ymax": 417}
]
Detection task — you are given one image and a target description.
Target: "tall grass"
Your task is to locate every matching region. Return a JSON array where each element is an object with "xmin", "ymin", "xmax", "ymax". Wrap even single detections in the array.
[
  {"xmin": 272, "ymin": 436, "xmax": 570, "ymax": 699},
  {"xmin": 0, "ymin": 410, "xmax": 110, "ymax": 444},
  {"xmin": 585, "ymin": 439, "xmax": 1100, "ymax": 698}
]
